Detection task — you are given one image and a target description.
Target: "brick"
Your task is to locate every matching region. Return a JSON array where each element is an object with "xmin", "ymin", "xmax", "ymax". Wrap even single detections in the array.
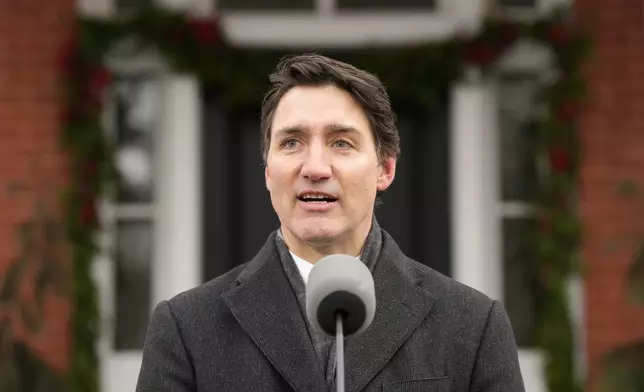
[
  {"xmin": 0, "ymin": 0, "xmax": 73, "ymax": 372},
  {"xmin": 576, "ymin": 0, "xmax": 644, "ymax": 389}
]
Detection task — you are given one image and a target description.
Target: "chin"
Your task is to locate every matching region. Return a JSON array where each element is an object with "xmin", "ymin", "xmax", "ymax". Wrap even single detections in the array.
[{"xmin": 290, "ymin": 217, "xmax": 344, "ymax": 245}]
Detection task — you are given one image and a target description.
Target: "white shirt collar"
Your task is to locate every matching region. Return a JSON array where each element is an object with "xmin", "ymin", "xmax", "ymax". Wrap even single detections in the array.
[{"xmin": 289, "ymin": 251, "xmax": 315, "ymax": 285}]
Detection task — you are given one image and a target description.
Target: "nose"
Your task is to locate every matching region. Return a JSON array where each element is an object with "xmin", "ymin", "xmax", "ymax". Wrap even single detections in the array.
[{"xmin": 301, "ymin": 142, "xmax": 332, "ymax": 182}]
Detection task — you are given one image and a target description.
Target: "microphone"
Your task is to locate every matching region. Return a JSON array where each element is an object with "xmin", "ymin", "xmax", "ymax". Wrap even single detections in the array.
[{"xmin": 305, "ymin": 254, "xmax": 376, "ymax": 392}]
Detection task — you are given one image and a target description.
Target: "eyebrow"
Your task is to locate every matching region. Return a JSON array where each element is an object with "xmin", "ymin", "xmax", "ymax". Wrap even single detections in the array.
[
  {"xmin": 326, "ymin": 123, "xmax": 362, "ymax": 137},
  {"xmin": 273, "ymin": 123, "xmax": 362, "ymax": 138}
]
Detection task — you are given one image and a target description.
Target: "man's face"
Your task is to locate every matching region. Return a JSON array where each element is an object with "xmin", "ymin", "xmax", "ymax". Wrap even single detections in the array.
[{"xmin": 265, "ymin": 84, "xmax": 396, "ymax": 248}]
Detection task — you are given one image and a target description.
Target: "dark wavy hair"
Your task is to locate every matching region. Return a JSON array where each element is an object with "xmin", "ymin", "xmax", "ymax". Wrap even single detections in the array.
[{"xmin": 260, "ymin": 53, "xmax": 400, "ymax": 164}]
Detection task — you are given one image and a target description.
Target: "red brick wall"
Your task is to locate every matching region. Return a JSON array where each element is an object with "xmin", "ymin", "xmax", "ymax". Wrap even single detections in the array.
[
  {"xmin": 0, "ymin": 0, "xmax": 75, "ymax": 372},
  {"xmin": 576, "ymin": 0, "xmax": 644, "ymax": 390}
]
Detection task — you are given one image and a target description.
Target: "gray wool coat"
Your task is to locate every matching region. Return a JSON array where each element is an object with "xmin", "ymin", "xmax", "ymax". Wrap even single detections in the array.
[{"xmin": 135, "ymin": 229, "xmax": 526, "ymax": 392}]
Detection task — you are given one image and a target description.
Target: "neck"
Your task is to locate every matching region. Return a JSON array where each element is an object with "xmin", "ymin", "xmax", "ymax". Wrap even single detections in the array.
[{"xmin": 281, "ymin": 217, "xmax": 373, "ymax": 264}]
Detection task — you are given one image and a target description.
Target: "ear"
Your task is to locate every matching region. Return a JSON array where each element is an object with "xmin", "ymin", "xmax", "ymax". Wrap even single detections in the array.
[
  {"xmin": 265, "ymin": 164, "xmax": 271, "ymax": 192},
  {"xmin": 376, "ymin": 157, "xmax": 396, "ymax": 192}
]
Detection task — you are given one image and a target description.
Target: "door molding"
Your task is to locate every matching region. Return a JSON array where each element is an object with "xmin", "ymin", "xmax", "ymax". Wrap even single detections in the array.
[{"xmin": 80, "ymin": 3, "xmax": 203, "ymax": 392}]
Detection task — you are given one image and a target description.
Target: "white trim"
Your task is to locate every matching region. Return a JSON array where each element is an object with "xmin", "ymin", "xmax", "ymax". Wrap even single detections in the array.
[
  {"xmin": 81, "ymin": 1, "xmax": 204, "ymax": 389},
  {"xmin": 94, "ymin": 71, "xmax": 203, "ymax": 392},
  {"xmin": 450, "ymin": 80, "xmax": 502, "ymax": 302},
  {"xmin": 103, "ymin": 353, "xmax": 144, "ymax": 392},
  {"xmin": 94, "ymin": 74, "xmax": 166, "ymax": 392},
  {"xmin": 489, "ymin": 73, "xmax": 546, "ymax": 392},
  {"xmin": 152, "ymin": 75, "xmax": 202, "ymax": 305},
  {"xmin": 217, "ymin": 0, "xmax": 488, "ymax": 47},
  {"xmin": 77, "ymin": 0, "xmax": 487, "ymax": 47},
  {"xmin": 450, "ymin": 79, "xmax": 552, "ymax": 392},
  {"xmin": 517, "ymin": 349, "xmax": 547, "ymax": 392},
  {"xmin": 220, "ymin": 14, "xmax": 465, "ymax": 47}
]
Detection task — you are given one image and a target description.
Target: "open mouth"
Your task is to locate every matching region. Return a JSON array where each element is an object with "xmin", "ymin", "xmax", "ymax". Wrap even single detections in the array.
[{"xmin": 297, "ymin": 193, "xmax": 338, "ymax": 203}]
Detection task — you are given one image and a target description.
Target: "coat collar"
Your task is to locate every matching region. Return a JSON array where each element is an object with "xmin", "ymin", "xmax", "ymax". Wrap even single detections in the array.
[{"xmin": 221, "ymin": 229, "xmax": 440, "ymax": 392}]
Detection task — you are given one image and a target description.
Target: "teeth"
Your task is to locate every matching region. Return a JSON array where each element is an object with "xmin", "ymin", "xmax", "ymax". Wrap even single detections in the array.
[
  {"xmin": 302, "ymin": 194, "xmax": 329, "ymax": 199},
  {"xmin": 299, "ymin": 193, "xmax": 336, "ymax": 201}
]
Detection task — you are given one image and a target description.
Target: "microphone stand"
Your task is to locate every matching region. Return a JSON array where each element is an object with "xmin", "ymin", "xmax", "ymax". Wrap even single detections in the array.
[{"xmin": 336, "ymin": 313, "xmax": 345, "ymax": 392}]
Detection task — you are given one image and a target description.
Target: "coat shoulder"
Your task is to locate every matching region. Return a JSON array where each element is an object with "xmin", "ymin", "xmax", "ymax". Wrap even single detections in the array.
[
  {"xmin": 162, "ymin": 231, "xmax": 280, "ymax": 319},
  {"xmin": 380, "ymin": 229, "xmax": 496, "ymax": 323},
  {"xmin": 162, "ymin": 262, "xmax": 249, "ymax": 321},
  {"xmin": 399, "ymin": 257, "xmax": 498, "ymax": 326}
]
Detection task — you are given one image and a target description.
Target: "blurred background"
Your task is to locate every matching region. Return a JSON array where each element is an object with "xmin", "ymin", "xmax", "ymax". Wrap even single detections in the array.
[{"xmin": 1, "ymin": 0, "xmax": 643, "ymax": 391}]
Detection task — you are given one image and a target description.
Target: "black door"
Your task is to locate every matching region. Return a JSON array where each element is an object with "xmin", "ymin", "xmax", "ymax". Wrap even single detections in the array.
[{"xmin": 201, "ymin": 91, "xmax": 451, "ymax": 281}]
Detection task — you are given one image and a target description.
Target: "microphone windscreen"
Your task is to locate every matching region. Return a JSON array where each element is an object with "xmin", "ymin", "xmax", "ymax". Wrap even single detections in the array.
[{"xmin": 306, "ymin": 254, "xmax": 376, "ymax": 338}]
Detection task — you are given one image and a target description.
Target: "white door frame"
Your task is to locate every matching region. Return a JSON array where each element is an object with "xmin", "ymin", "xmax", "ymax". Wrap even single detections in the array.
[
  {"xmin": 82, "ymin": 0, "xmax": 205, "ymax": 386},
  {"xmin": 451, "ymin": 37, "xmax": 586, "ymax": 392},
  {"xmin": 450, "ymin": 63, "xmax": 547, "ymax": 392},
  {"xmin": 80, "ymin": 0, "xmax": 573, "ymax": 391},
  {"xmin": 93, "ymin": 69, "xmax": 202, "ymax": 391}
]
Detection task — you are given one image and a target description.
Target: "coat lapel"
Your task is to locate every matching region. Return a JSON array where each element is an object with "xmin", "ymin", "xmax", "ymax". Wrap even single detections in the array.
[
  {"xmin": 221, "ymin": 233, "xmax": 328, "ymax": 392},
  {"xmin": 343, "ymin": 232, "xmax": 437, "ymax": 392}
]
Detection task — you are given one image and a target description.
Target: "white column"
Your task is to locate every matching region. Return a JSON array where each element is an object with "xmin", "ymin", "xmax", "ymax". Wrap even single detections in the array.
[
  {"xmin": 450, "ymin": 78, "xmax": 502, "ymax": 301},
  {"xmin": 153, "ymin": 75, "xmax": 202, "ymax": 305}
]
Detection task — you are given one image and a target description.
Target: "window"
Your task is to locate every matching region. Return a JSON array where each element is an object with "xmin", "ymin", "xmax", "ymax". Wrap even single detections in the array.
[
  {"xmin": 498, "ymin": 0, "xmax": 536, "ymax": 7},
  {"xmin": 498, "ymin": 73, "xmax": 542, "ymax": 348},
  {"xmin": 336, "ymin": 0, "xmax": 436, "ymax": 11},
  {"xmin": 110, "ymin": 76, "xmax": 160, "ymax": 350},
  {"xmin": 499, "ymin": 75, "xmax": 539, "ymax": 202},
  {"xmin": 115, "ymin": 0, "xmax": 150, "ymax": 11},
  {"xmin": 218, "ymin": 0, "xmax": 315, "ymax": 11}
]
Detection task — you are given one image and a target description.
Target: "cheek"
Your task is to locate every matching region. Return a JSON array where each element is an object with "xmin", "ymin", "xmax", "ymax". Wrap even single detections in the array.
[
  {"xmin": 341, "ymin": 166, "xmax": 380, "ymax": 201},
  {"xmin": 267, "ymin": 165, "xmax": 294, "ymax": 200}
]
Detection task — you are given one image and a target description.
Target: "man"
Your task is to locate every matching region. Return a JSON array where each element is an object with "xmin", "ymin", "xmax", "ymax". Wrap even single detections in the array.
[{"xmin": 136, "ymin": 54, "xmax": 525, "ymax": 392}]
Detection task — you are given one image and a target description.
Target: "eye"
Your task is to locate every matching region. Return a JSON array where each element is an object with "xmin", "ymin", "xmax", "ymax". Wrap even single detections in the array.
[
  {"xmin": 333, "ymin": 139, "xmax": 352, "ymax": 149},
  {"xmin": 281, "ymin": 138, "xmax": 300, "ymax": 149}
]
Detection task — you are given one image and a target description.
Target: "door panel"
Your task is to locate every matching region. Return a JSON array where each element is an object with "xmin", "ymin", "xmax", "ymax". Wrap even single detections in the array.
[{"xmin": 202, "ymin": 93, "xmax": 451, "ymax": 281}]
